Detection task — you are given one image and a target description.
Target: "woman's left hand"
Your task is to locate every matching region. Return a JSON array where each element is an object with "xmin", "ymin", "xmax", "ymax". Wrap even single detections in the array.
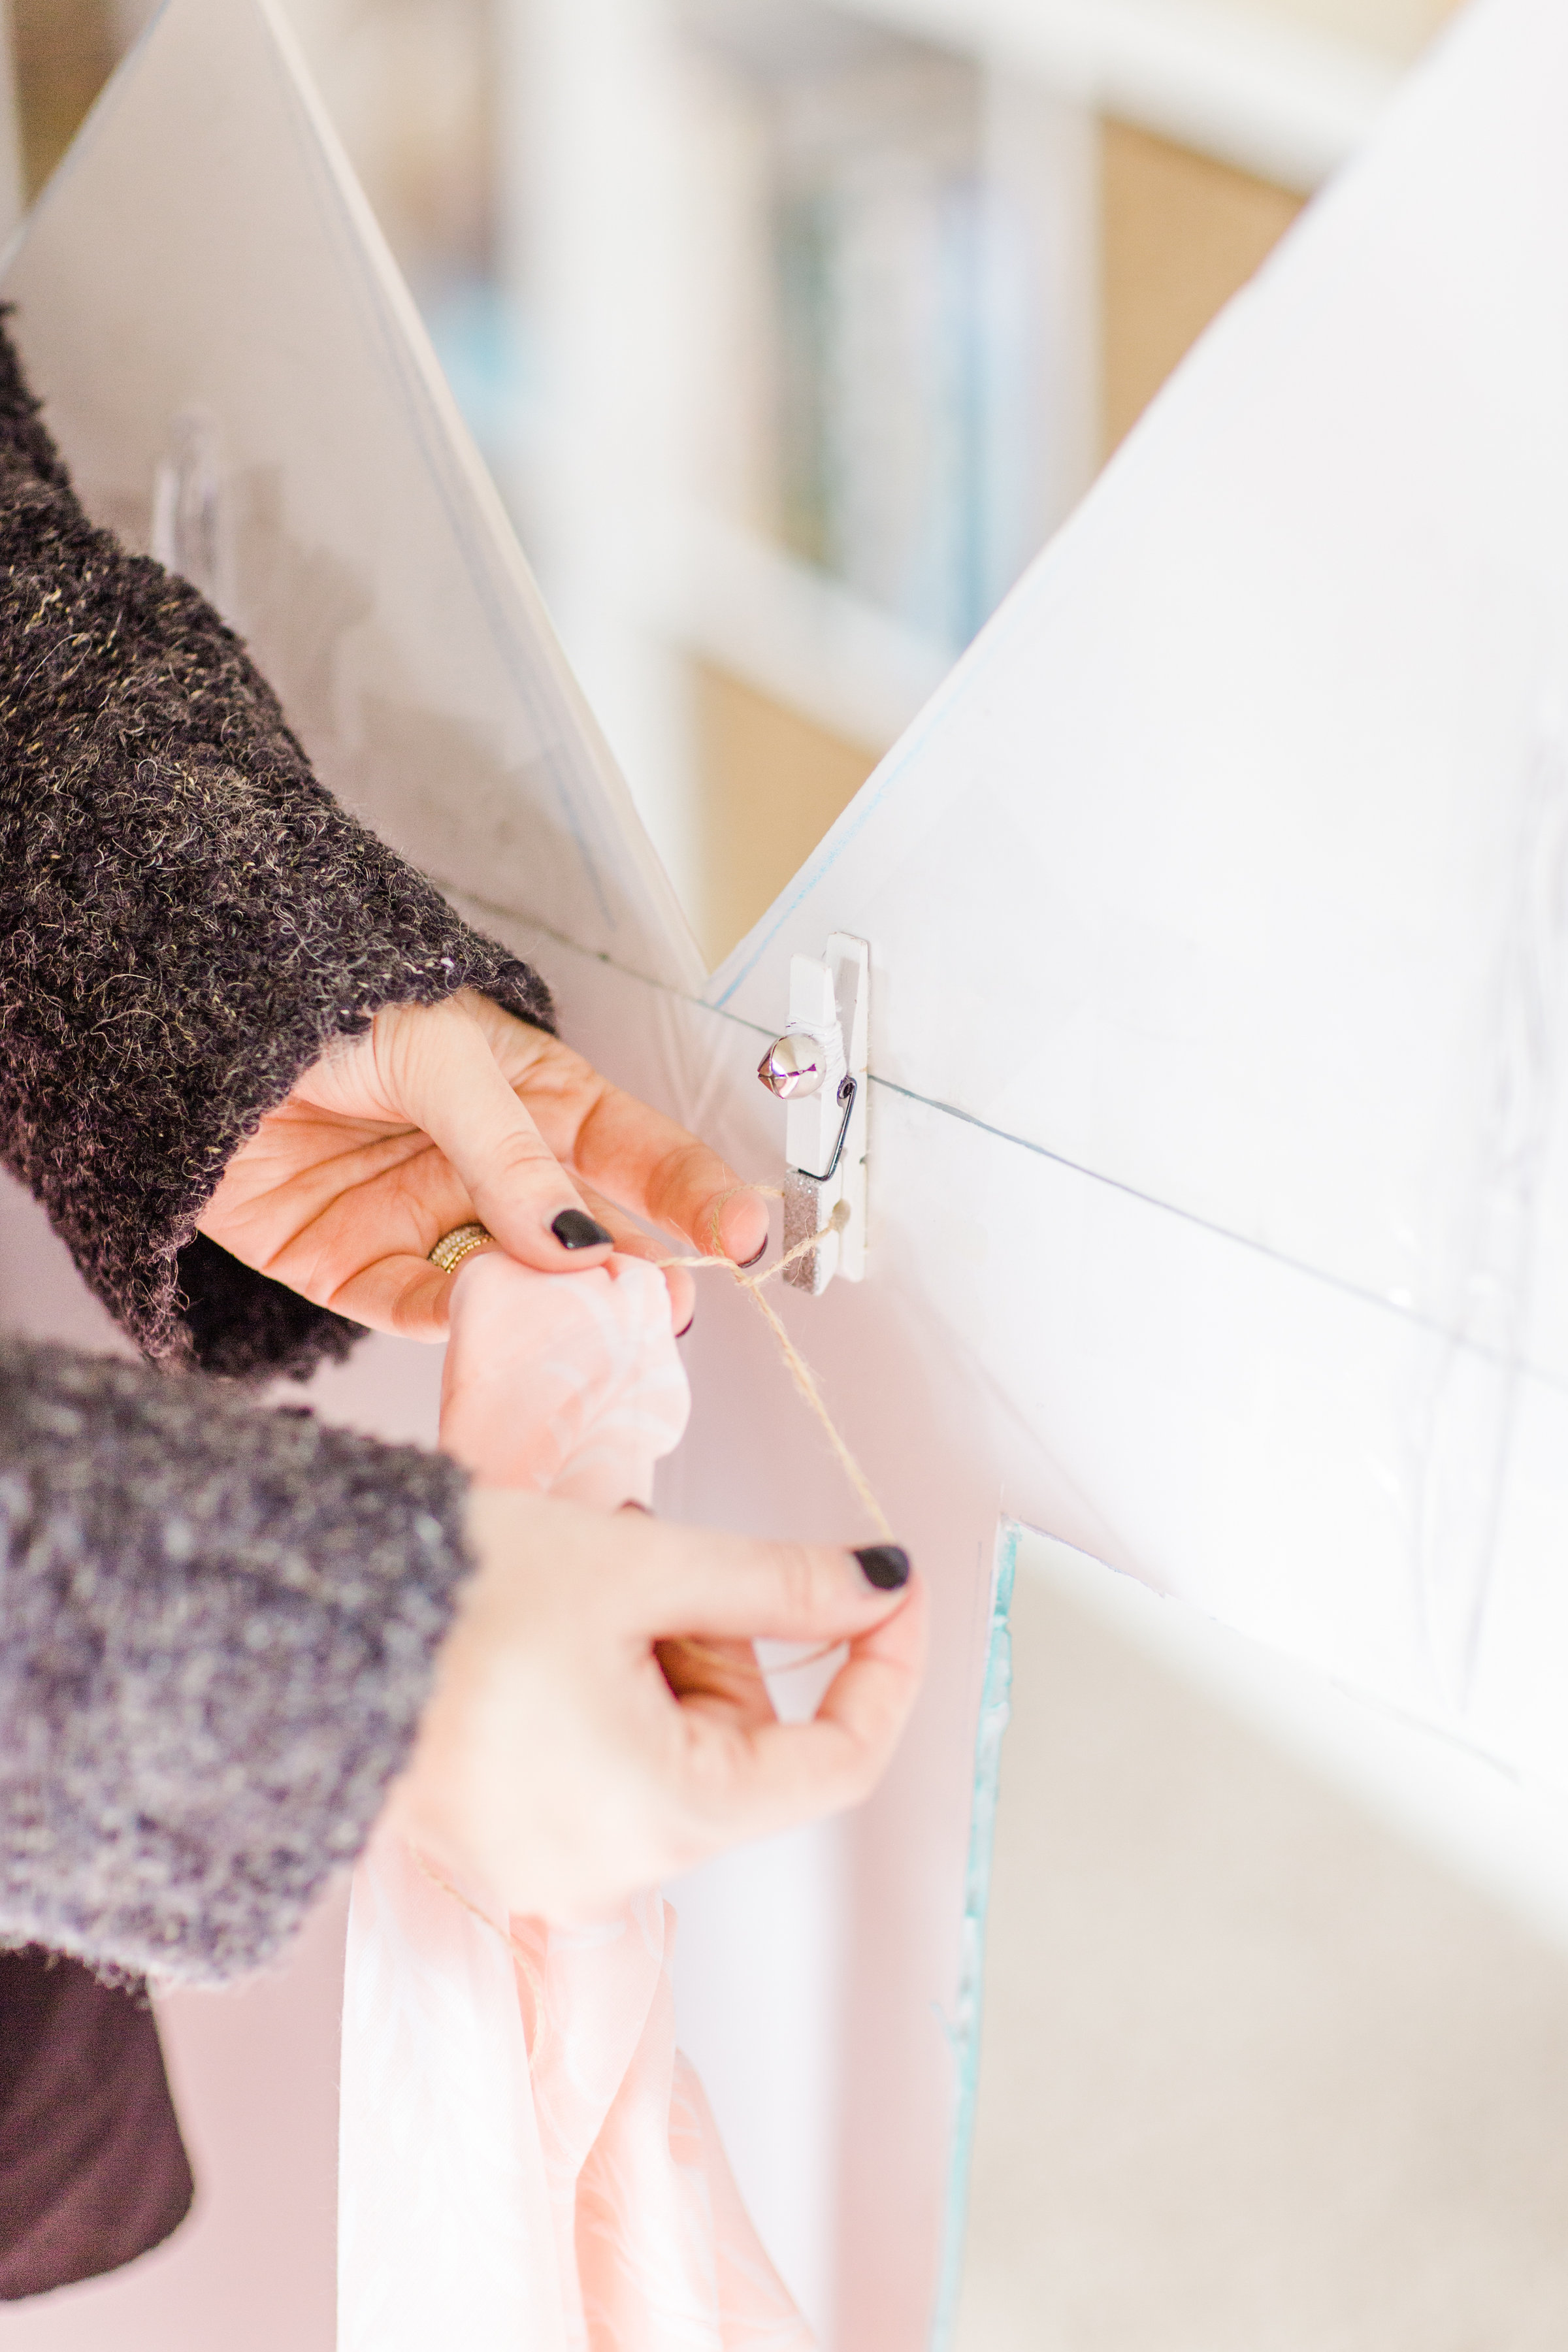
[{"xmin": 198, "ymin": 989, "xmax": 768, "ymax": 1337}]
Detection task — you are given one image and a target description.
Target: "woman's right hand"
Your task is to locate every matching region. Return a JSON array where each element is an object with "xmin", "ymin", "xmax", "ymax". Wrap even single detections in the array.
[{"xmin": 383, "ymin": 1490, "xmax": 926, "ymax": 1924}]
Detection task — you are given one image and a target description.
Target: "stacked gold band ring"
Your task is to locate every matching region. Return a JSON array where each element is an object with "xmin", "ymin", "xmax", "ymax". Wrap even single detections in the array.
[{"xmin": 428, "ymin": 1222, "xmax": 495, "ymax": 1275}]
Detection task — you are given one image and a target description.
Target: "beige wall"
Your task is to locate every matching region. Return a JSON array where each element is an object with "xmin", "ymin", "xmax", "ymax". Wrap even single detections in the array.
[
  {"xmin": 693, "ymin": 663, "xmax": 878, "ymax": 967},
  {"xmin": 12, "ymin": 0, "xmax": 114, "ymax": 198},
  {"xmin": 1102, "ymin": 118, "xmax": 1305, "ymax": 454}
]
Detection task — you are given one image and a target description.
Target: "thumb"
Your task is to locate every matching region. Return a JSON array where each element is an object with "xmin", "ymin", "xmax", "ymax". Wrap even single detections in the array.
[{"xmin": 673, "ymin": 1571, "xmax": 928, "ymax": 1837}]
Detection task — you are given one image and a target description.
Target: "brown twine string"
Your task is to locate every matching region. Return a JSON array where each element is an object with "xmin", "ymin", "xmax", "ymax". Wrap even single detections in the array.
[
  {"xmin": 643, "ymin": 1182, "xmax": 894, "ymax": 1693},
  {"xmin": 654, "ymin": 1187, "xmax": 893, "ymax": 1544}
]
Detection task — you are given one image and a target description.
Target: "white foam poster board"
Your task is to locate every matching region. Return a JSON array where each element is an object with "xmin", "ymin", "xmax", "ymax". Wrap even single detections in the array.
[{"xmin": 4, "ymin": 0, "xmax": 1568, "ymax": 2345}]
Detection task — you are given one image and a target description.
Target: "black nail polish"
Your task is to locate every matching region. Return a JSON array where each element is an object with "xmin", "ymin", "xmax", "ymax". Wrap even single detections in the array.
[
  {"xmin": 676, "ymin": 1313, "xmax": 695, "ymax": 1339},
  {"xmin": 738, "ymin": 1240, "xmax": 767, "ymax": 1269},
  {"xmin": 854, "ymin": 1544, "xmax": 911, "ymax": 1591},
  {"xmin": 551, "ymin": 1209, "xmax": 614, "ymax": 1250}
]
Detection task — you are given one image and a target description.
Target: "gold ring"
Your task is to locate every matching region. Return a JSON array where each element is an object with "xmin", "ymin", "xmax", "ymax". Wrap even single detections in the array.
[{"xmin": 428, "ymin": 1222, "xmax": 495, "ymax": 1275}]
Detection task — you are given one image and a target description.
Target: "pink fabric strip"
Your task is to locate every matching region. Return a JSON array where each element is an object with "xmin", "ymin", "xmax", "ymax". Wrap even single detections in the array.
[{"xmin": 340, "ymin": 1252, "xmax": 814, "ymax": 2351}]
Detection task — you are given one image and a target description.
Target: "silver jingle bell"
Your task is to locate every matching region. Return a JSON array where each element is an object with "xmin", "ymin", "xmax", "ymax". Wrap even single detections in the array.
[{"xmin": 757, "ymin": 1033, "xmax": 825, "ymax": 1099}]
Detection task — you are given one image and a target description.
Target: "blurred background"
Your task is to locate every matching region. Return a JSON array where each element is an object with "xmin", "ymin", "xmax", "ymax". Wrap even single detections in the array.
[
  {"xmin": 15, "ymin": 0, "xmax": 1454, "ymax": 969},
  {"xmin": 16, "ymin": 6, "xmax": 1568, "ymax": 2350}
]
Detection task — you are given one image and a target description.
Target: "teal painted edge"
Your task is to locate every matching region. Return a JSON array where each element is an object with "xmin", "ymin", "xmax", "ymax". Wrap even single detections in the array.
[{"xmin": 930, "ymin": 1519, "xmax": 1020, "ymax": 2350}]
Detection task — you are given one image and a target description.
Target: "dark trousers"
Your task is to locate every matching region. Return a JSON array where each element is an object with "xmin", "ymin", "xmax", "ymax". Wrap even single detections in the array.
[{"xmin": 0, "ymin": 1947, "xmax": 193, "ymax": 2298}]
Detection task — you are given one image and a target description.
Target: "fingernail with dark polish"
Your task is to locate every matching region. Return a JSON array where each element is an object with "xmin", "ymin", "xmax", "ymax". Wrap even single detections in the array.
[
  {"xmin": 676, "ymin": 1313, "xmax": 695, "ymax": 1339},
  {"xmin": 854, "ymin": 1544, "xmax": 911, "ymax": 1591},
  {"xmin": 552, "ymin": 1209, "xmax": 614, "ymax": 1250},
  {"xmin": 738, "ymin": 1240, "xmax": 768, "ymax": 1269}
]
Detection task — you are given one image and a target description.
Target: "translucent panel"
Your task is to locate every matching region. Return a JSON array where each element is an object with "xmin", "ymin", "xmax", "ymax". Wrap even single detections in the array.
[{"xmin": 0, "ymin": 0, "xmax": 699, "ymax": 988}]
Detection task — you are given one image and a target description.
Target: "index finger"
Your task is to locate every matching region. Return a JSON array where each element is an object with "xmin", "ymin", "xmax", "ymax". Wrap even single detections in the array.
[
  {"xmin": 461, "ymin": 996, "xmax": 771, "ymax": 1265},
  {"xmin": 621, "ymin": 1524, "xmax": 916, "ymax": 1646},
  {"xmin": 388, "ymin": 1004, "xmax": 610, "ymax": 1269},
  {"xmin": 572, "ymin": 1079, "xmax": 771, "ymax": 1264}
]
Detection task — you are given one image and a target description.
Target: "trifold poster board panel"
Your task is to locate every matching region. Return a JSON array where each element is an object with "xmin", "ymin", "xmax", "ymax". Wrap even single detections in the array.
[{"xmin": 706, "ymin": 0, "xmax": 1568, "ymax": 1771}]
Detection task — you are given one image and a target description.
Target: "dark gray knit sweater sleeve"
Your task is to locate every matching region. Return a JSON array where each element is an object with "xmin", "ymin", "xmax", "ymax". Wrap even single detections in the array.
[
  {"xmin": 0, "ymin": 317, "xmax": 553, "ymax": 1380},
  {"xmin": 0, "ymin": 1335, "xmax": 473, "ymax": 1981}
]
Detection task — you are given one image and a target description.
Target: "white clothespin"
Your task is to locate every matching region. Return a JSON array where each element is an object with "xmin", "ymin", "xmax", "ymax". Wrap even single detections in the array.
[{"xmin": 756, "ymin": 934, "xmax": 869, "ymax": 1294}]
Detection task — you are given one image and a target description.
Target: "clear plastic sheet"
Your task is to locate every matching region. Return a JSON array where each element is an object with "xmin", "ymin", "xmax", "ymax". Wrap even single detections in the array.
[{"xmin": 0, "ymin": 0, "xmax": 698, "ymax": 994}]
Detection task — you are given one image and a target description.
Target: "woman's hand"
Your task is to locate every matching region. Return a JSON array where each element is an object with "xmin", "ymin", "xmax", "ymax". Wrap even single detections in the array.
[
  {"xmin": 384, "ymin": 1492, "xmax": 926, "ymax": 1924},
  {"xmin": 198, "ymin": 990, "xmax": 768, "ymax": 1338}
]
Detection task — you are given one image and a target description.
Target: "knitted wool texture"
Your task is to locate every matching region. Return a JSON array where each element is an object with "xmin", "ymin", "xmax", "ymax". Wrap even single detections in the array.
[
  {"xmin": 0, "ymin": 1337, "xmax": 474, "ymax": 1981},
  {"xmin": 0, "ymin": 315, "xmax": 553, "ymax": 1379},
  {"xmin": 0, "ymin": 313, "xmax": 557, "ymax": 1978}
]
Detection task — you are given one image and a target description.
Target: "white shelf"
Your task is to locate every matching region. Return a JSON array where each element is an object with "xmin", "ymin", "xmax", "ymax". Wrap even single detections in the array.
[{"xmin": 663, "ymin": 510, "xmax": 956, "ymax": 753}]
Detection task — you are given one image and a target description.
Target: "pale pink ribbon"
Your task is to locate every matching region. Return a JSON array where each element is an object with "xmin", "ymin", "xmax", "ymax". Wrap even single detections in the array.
[{"xmin": 339, "ymin": 1250, "xmax": 814, "ymax": 2351}]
